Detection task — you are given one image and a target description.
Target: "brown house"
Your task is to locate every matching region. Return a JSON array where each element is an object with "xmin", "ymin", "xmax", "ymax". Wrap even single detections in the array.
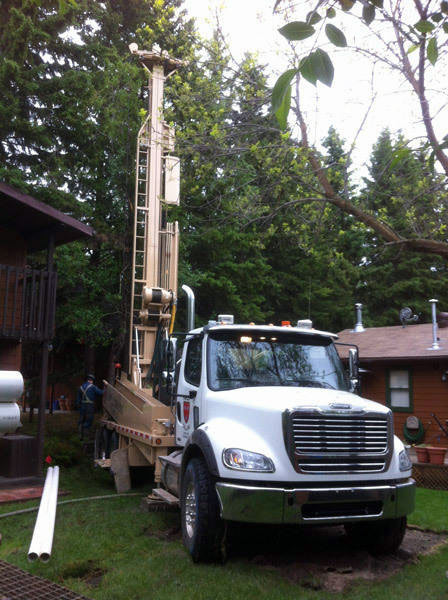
[
  {"xmin": 0, "ymin": 182, "xmax": 93, "ymax": 477},
  {"xmin": 338, "ymin": 317, "xmax": 448, "ymax": 448}
]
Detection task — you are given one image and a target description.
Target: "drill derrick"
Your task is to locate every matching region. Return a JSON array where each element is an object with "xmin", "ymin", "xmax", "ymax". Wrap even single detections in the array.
[{"xmin": 129, "ymin": 48, "xmax": 182, "ymax": 388}]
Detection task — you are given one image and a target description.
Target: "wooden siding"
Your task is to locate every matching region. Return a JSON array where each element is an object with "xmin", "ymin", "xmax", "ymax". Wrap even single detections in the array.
[
  {"xmin": 0, "ymin": 226, "xmax": 26, "ymax": 268},
  {"xmin": 0, "ymin": 227, "xmax": 25, "ymax": 369},
  {"xmin": 0, "ymin": 340, "xmax": 21, "ymax": 370},
  {"xmin": 361, "ymin": 360, "xmax": 448, "ymax": 447}
]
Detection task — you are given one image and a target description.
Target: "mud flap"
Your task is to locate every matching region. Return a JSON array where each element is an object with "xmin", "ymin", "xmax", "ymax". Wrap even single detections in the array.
[{"xmin": 111, "ymin": 447, "xmax": 131, "ymax": 493}]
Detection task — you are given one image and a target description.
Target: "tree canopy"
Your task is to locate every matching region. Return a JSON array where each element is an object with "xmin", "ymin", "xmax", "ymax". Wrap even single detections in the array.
[{"xmin": 2, "ymin": 0, "xmax": 447, "ymax": 379}]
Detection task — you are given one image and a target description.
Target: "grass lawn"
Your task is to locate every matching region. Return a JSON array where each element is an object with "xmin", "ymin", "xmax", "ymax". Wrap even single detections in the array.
[{"xmin": 0, "ymin": 413, "xmax": 447, "ymax": 599}]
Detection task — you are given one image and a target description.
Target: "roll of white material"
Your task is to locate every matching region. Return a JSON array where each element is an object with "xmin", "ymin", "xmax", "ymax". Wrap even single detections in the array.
[
  {"xmin": 0, "ymin": 371, "xmax": 24, "ymax": 403},
  {"xmin": 0, "ymin": 402, "xmax": 21, "ymax": 434}
]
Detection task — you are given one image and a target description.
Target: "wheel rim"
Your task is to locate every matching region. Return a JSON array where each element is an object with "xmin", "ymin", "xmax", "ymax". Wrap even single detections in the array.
[{"xmin": 184, "ymin": 481, "xmax": 196, "ymax": 539}]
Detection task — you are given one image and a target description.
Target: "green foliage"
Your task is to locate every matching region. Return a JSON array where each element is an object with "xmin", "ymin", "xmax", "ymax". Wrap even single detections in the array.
[
  {"xmin": 279, "ymin": 21, "xmax": 315, "ymax": 41},
  {"xmin": 363, "ymin": 4, "xmax": 376, "ymax": 25},
  {"xmin": 357, "ymin": 129, "xmax": 448, "ymax": 324},
  {"xmin": 427, "ymin": 36, "xmax": 438, "ymax": 64},
  {"xmin": 272, "ymin": 68, "xmax": 297, "ymax": 129},
  {"xmin": 0, "ymin": 0, "xmax": 195, "ymax": 373},
  {"xmin": 272, "ymin": 1, "xmax": 448, "ymax": 126},
  {"xmin": 325, "ymin": 23, "xmax": 347, "ymax": 47},
  {"xmin": 414, "ymin": 19, "xmax": 435, "ymax": 34}
]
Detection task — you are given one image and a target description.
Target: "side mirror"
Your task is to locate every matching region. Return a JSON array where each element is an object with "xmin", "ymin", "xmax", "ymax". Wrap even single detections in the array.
[
  {"xmin": 164, "ymin": 336, "xmax": 177, "ymax": 370},
  {"xmin": 348, "ymin": 348, "xmax": 360, "ymax": 393}
]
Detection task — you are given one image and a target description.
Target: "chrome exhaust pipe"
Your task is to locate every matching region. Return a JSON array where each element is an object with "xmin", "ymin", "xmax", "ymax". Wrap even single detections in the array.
[
  {"xmin": 182, "ymin": 284, "xmax": 195, "ymax": 332},
  {"xmin": 428, "ymin": 299, "xmax": 440, "ymax": 350}
]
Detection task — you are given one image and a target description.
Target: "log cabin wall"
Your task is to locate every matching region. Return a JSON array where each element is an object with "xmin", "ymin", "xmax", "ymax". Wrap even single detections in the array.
[{"xmin": 361, "ymin": 360, "xmax": 448, "ymax": 447}]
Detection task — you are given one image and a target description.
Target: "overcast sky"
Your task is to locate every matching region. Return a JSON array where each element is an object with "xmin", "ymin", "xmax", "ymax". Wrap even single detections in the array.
[{"xmin": 183, "ymin": 0, "xmax": 445, "ymax": 176}]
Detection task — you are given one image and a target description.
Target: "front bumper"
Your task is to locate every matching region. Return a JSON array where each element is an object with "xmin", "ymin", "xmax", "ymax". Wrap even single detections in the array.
[{"xmin": 215, "ymin": 478, "xmax": 415, "ymax": 524}]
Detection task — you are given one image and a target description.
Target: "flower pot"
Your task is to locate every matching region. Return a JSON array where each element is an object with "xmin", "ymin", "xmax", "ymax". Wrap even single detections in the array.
[
  {"xmin": 426, "ymin": 447, "xmax": 447, "ymax": 465},
  {"xmin": 415, "ymin": 447, "xmax": 429, "ymax": 463}
]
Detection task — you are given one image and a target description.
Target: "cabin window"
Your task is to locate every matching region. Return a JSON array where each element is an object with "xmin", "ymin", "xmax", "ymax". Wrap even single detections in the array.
[
  {"xmin": 184, "ymin": 337, "xmax": 202, "ymax": 386},
  {"xmin": 387, "ymin": 369, "xmax": 413, "ymax": 412}
]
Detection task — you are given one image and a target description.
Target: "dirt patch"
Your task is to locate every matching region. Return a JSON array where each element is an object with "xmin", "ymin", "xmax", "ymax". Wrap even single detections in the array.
[
  {"xmin": 144, "ymin": 524, "xmax": 181, "ymax": 542},
  {"xmin": 59, "ymin": 559, "xmax": 106, "ymax": 587},
  {"xmin": 227, "ymin": 524, "xmax": 447, "ymax": 593}
]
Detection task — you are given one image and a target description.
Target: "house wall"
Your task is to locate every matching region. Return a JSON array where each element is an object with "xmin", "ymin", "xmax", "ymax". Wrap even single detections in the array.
[
  {"xmin": 0, "ymin": 226, "xmax": 26, "ymax": 371},
  {"xmin": 361, "ymin": 360, "xmax": 448, "ymax": 447},
  {"xmin": 0, "ymin": 226, "xmax": 26, "ymax": 267}
]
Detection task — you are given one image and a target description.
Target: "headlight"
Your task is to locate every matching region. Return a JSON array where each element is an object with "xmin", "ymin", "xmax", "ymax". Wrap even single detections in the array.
[
  {"xmin": 222, "ymin": 448, "xmax": 275, "ymax": 472},
  {"xmin": 399, "ymin": 449, "xmax": 412, "ymax": 471}
]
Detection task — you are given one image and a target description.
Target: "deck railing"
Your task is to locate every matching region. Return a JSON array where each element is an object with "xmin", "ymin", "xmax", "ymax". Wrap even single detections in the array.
[{"xmin": 0, "ymin": 264, "xmax": 57, "ymax": 341}]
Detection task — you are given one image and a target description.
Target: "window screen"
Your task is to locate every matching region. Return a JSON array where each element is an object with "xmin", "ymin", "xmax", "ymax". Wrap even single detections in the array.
[
  {"xmin": 184, "ymin": 337, "xmax": 202, "ymax": 386},
  {"xmin": 388, "ymin": 369, "xmax": 411, "ymax": 410}
]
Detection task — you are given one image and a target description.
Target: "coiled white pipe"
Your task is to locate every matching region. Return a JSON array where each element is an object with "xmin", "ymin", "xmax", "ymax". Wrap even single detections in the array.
[
  {"xmin": 27, "ymin": 466, "xmax": 59, "ymax": 562},
  {"xmin": 0, "ymin": 370, "xmax": 23, "ymax": 434}
]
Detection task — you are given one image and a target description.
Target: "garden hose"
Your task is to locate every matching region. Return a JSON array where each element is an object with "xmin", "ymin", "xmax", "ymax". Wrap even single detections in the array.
[
  {"xmin": 0, "ymin": 493, "xmax": 144, "ymax": 519},
  {"xmin": 403, "ymin": 417, "xmax": 425, "ymax": 444}
]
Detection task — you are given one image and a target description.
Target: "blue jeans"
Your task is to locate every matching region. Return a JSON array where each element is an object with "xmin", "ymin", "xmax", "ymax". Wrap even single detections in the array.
[{"xmin": 78, "ymin": 404, "xmax": 95, "ymax": 438}]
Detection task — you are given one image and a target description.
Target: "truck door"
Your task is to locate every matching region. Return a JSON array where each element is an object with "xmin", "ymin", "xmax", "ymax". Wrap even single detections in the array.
[{"xmin": 175, "ymin": 336, "xmax": 203, "ymax": 445}]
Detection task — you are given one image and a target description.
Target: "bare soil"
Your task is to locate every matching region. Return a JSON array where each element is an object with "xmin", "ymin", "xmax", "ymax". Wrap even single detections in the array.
[{"xmin": 226, "ymin": 524, "xmax": 447, "ymax": 593}]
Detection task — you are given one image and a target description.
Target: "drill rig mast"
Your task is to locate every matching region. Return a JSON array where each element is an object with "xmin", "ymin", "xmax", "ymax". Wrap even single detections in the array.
[
  {"xmin": 129, "ymin": 48, "xmax": 181, "ymax": 388},
  {"xmin": 99, "ymin": 48, "xmax": 183, "ymax": 485}
]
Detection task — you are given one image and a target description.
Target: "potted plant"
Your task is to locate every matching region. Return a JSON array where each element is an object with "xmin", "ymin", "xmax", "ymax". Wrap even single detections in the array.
[
  {"xmin": 415, "ymin": 445, "xmax": 429, "ymax": 463},
  {"xmin": 426, "ymin": 446, "xmax": 447, "ymax": 465}
]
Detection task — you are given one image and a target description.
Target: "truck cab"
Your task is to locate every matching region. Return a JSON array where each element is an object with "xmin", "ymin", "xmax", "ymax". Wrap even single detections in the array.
[{"xmin": 168, "ymin": 319, "xmax": 415, "ymax": 562}]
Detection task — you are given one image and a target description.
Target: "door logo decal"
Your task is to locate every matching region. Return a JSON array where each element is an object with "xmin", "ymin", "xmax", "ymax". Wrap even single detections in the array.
[{"xmin": 183, "ymin": 401, "xmax": 190, "ymax": 423}]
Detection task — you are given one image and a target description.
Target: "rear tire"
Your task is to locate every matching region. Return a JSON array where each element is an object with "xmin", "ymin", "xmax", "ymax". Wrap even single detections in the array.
[
  {"xmin": 345, "ymin": 516, "xmax": 407, "ymax": 555},
  {"xmin": 181, "ymin": 456, "xmax": 224, "ymax": 562}
]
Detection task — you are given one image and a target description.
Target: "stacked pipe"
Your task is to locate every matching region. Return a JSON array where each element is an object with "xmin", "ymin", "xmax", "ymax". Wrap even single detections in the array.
[
  {"xmin": 28, "ymin": 466, "xmax": 60, "ymax": 562},
  {"xmin": 0, "ymin": 371, "xmax": 23, "ymax": 435}
]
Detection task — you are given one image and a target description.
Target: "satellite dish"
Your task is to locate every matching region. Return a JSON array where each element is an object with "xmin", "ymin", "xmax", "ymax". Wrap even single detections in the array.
[
  {"xmin": 399, "ymin": 307, "xmax": 418, "ymax": 327},
  {"xmin": 129, "ymin": 42, "xmax": 139, "ymax": 54}
]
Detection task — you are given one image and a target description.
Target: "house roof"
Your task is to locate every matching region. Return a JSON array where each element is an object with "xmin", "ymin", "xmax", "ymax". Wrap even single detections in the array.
[
  {"xmin": 0, "ymin": 182, "xmax": 94, "ymax": 251},
  {"xmin": 337, "ymin": 322, "xmax": 448, "ymax": 362}
]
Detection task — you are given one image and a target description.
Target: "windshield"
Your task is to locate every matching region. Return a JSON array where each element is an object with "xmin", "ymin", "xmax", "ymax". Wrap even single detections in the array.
[{"xmin": 207, "ymin": 331, "xmax": 349, "ymax": 392}]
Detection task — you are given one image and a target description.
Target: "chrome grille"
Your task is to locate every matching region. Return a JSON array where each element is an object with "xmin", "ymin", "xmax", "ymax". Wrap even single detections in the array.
[{"xmin": 286, "ymin": 411, "xmax": 391, "ymax": 474}]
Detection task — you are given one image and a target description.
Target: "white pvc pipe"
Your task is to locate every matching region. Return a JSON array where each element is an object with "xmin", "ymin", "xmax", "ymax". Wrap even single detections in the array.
[
  {"xmin": 28, "ymin": 467, "xmax": 53, "ymax": 561},
  {"xmin": 39, "ymin": 465, "xmax": 59, "ymax": 562}
]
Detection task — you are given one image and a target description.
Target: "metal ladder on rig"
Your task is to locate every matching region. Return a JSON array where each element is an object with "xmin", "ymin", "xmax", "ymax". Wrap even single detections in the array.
[{"xmin": 129, "ymin": 115, "xmax": 153, "ymax": 375}]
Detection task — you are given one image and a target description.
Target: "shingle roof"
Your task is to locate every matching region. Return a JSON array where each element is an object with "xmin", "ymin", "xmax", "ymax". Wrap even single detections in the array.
[
  {"xmin": 0, "ymin": 182, "xmax": 93, "ymax": 251},
  {"xmin": 337, "ymin": 322, "xmax": 448, "ymax": 362}
]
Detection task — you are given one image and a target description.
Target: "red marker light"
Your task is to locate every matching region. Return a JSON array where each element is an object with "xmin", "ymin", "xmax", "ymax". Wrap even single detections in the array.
[{"xmin": 45, "ymin": 455, "xmax": 53, "ymax": 464}]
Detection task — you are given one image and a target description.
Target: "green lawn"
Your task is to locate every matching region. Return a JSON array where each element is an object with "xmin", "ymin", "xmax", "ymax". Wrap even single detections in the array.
[{"xmin": 0, "ymin": 414, "xmax": 447, "ymax": 599}]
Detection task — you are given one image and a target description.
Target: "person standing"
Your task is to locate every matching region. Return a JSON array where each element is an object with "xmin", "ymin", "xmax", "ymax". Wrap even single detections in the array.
[{"xmin": 76, "ymin": 374, "xmax": 103, "ymax": 440}]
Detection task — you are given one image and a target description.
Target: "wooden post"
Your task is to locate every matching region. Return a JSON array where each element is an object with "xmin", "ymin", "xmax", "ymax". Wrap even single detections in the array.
[{"xmin": 36, "ymin": 233, "xmax": 55, "ymax": 475}]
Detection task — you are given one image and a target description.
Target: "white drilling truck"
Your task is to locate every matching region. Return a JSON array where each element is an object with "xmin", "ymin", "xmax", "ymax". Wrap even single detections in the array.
[{"xmin": 95, "ymin": 47, "xmax": 415, "ymax": 562}]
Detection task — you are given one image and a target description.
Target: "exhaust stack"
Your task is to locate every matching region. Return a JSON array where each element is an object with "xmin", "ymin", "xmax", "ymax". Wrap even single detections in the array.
[
  {"xmin": 182, "ymin": 284, "xmax": 195, "ymax": 332},
  {"xmin": 428, "ymin": 298, "xmax": 441, "ymax": 350},
  {"xmin": 352, "ymin": 303, "xmax": 365, "ymax": 333}
]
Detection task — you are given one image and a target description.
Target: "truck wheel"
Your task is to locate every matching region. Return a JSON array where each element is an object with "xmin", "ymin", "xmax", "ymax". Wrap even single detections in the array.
[
  {"xmin": 181, "ymin": 456, "xmax": 224, "ymax": 563},
  {"xmin": 345, "ymin": 517, "xmax": 407, "ymax": 555}
]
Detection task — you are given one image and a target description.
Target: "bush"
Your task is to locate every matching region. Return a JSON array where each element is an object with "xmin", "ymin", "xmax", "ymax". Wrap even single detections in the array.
[{"xmin": 44, "ymin": 434, "xmax": 85, "ymax": 467}]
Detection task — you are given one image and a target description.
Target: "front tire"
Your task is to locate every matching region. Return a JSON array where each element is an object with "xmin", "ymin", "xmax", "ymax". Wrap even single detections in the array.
[
  {"xmin": 345, "ymin": 516, "xmax": 407, "ymax": 555},
  {"xmin": 181, "ymin": 456, "xmax": 224, "ymax": 562}
]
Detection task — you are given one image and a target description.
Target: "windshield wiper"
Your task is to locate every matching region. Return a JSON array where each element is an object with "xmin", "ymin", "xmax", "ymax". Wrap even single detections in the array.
[{"xmin": 284, "ymin": 379, "xmax": 335, "ymax": 390}]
